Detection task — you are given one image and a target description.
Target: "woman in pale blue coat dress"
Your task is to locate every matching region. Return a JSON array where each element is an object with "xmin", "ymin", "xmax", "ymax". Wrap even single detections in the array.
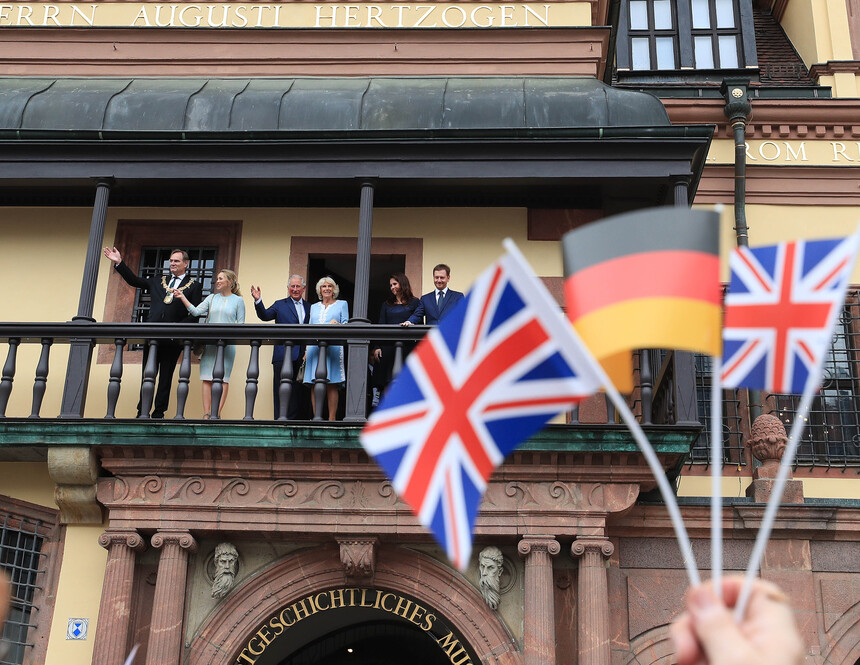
[
  {"xmin": 303, "ymin": 276, "xmax": 349, "ymax": 420},
  {"xmin": 175, "ymin": 269, "xmax": 245, "ymax": 418}
]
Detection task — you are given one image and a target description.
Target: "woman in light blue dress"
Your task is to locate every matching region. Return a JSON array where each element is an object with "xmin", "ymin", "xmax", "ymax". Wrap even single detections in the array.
[
  {"xmin": 303, "ymin": 276, "xmax": 349, "ymax": 420},
  {"xmin": 175, "ymin": 269, "xmax": 245, "ymax": 418}
]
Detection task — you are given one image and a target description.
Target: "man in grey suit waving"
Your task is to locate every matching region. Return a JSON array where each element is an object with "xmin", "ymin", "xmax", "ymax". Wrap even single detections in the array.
[{"xmin": 402, "ymin": 264, "xmax": 464, "ymax": 326}]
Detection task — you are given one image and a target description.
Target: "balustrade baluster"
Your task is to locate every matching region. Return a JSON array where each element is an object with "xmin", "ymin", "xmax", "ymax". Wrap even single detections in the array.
[
  {"xmin": 0, "ymin": 337, "xmax": 21, "ymax": 418},
  {"xmin": 393, "ymin": 340, "xmax": 404, "ymax": 376},
  {"xmin": 278, "ymin": 343, "xmax": 293, "ymax": 421},
  {"xmin": 105, "ymin": 339, "xmax": 125, "ymax": 419},
  {"xmin": 210, "ymin": 340, "xmax": 226, "ymax": 420},
  {"xmin": 139, "ymin": 339, "xmax": 158, "ymax": 419},
  {"xmin": 0, "ymin": 338, "xmax": 20, "ymax": 418},
  {"xmin": 639, "ymin": 349, "xmax": 653, "ymax": 424},
  {"xmin": 312, "ymin": 341, "xmax": 328, "ymax": 421},
  {"xmin": 29, "ymin": 338, "xmax": 52, "ymax": 418},
  {"xmin": 174, "ymin": 340, "xmax": 192, "ymax": 420},
  {"xmin": 244, "ymin": 340, "xmax": 260, "ymax": 420}
]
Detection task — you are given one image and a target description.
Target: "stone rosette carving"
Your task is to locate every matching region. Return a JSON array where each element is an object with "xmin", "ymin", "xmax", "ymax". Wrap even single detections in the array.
[
  {"xmin": 338, "ymin": 538, "xmax": 377, "ymax": 578},
  {"xmin": 747, "ymin": 414, "xmax": 788, "ymax": 466}
]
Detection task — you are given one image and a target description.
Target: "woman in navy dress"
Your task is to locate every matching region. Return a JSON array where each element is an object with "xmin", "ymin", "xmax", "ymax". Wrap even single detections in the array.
[
  {"xmin": 372, "ymin": 272, "xmax": 420, "ymax": 406},
  {"xmin": 303, "ymin": 276, "xmax": 349, "ymax": 420}
]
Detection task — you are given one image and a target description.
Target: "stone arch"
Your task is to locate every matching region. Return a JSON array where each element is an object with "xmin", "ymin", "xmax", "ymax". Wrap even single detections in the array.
[
  {"xmin": 822, "ymin": 600, "xmax": 860, "ymax": 665},
  {"xmin": 622, "ymin": 625, "xmax": 675, "ymax": 665},
  {"xmin": 186, "ymin": 542, "xmax": 522, "ymax": 665}
]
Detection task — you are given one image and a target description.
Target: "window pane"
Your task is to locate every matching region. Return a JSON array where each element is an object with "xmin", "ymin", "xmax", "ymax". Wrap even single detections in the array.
[
  {"xmin": 718, "ymin": 35, "xmax": 739, "ymax": 67},
  {"xmin": 715, "ymin": 0, "xmax": 735, "ymax": 27},
  {"xmin": 656, "ymin": 37, "xmax": 676, "ymax": 69},
  {"xmin": 631, "ymin": 37, "xmax": 651, "ymax": 69},
  {"xmin": 629, "ymin": 0, "xmax": 648, "ymax": 29},
  {"xmin": 653, "ymin": 0, "xmax": 673, "ymax": 29},
  {"xmin": 694, "ymin": 35, "xmax": 715, "ymax": 68},
  {"xmin": 691, "ymin": 0, "xmax": 710, "ymax": 28}
]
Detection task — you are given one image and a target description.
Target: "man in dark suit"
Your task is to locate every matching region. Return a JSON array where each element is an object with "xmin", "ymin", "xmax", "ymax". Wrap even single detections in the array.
[
  {"xmin": 103, "ymin": 246, "xmax": 203, "ymax": 418},
  {"xmin": 251, "ymin": 275, "xmax": 311, "ymax": 419},
  {"xmin": 402, "ymin": 263, "xmax": 465, "ymax": 326}
]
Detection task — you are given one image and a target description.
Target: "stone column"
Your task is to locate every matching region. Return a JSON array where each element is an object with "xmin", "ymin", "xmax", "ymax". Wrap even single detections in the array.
[
  {"xmin": 146, "ymin": 531, "xmax": 198, "ymax": 665},
  {"xmin": 571, "ymin": 538, "xmax": 615, "ymax": 665},
  {"xmin": 91, "ymin": 530, "xmax": 145, "ymax": 665},
  {"xmin": 518, "ymin": 535, "xmax": 560, "ymax": 665}
]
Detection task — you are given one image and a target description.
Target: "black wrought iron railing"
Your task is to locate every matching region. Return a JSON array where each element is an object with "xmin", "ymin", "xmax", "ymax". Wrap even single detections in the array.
[{"xmin": 0, "ymin": 322, "xmax": 699, "ymax": 427}]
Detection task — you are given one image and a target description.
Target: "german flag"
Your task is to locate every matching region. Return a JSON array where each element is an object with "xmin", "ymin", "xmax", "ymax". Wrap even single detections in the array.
[{"xmin": 562, "ymin": 207, "xmax": 722, "ymax": 392}]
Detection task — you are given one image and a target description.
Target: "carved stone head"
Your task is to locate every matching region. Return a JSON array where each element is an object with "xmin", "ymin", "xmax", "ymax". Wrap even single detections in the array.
[
  {"xmin": 211, "ymin": 542, "xmax": 239, "ymax": 600},
  {"xmin": 478, "ymin": 546, "xmax": 504, "ymax": 610}
]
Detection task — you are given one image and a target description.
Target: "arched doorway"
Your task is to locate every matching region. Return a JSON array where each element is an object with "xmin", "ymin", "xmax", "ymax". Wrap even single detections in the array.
[{"xmin": 187, "ymin": 543, "xmax": 521, "ymax": 665}]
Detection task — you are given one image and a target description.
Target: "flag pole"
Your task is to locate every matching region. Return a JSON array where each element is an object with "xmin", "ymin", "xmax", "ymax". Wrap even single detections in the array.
[
  {"xmin": 710, "ymin": 356, "xmax": 723, "ymax": 599},
  {"xmin": 503, "ymin": 239, "xmax": 701, "ymax": 587}
]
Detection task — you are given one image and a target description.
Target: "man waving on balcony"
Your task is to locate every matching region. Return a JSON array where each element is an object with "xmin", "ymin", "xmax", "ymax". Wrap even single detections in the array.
[
  {"xmin": 251, "ymin": 275, "xmax": 311, "ymax": 420},
  {"xmin": 103, "ymin": 246, "xmax": 203, "ymax": 418}
]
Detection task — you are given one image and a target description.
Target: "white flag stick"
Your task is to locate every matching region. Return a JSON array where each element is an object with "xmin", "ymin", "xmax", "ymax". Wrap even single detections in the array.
[
  {"xmin": 710, "ymin": 356, "xmax": 723, "ymax": 599},
  {"xmin": 503, "ymin": 239, "xmax": 701, "ymax": 587},
  {"xmin": 733, "ymin": 387, "xmax": 814, "ymax": 621},
  {"xmin": 122, "ymin": 644, "xmax": 140, "ymax": 665},
  {"xmin": 603, "ymin": 374, "xmax": 702, "ymax": 587}
]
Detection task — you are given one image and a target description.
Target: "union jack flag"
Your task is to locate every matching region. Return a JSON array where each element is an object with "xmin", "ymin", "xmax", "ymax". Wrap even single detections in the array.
[
  {"xmin": 360, "ymin": 243, "xmax": 602, "ymax": 570},
  {"xmin": 722, "ymin": 233, "xmax": 860, "ymax": 394}
]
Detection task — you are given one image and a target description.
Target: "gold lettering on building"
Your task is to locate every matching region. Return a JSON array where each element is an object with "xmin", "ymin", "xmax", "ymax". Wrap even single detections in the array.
[
  {"xmin": 709, "ymin": 140, "xmax": 860, "ymax": 166},
  {"xmin": 0, "ymin": 2, "xmax": 584, "ymax": 27},
  {"xmin": 235, "ymin": 588, "xmax": 467, "ymax": 665}
]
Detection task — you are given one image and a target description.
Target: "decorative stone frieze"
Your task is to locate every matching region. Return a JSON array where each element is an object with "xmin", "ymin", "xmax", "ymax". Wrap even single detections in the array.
[
  {"xmin": 571, "ymin": 539, "xmax": 615, "ymax": 665},
  {"xmin": 338, "ymin": 537, "xmax": 377, "ymax": 578},
  {"xmin": 47, "ymin": 446, "xmax": 102, "ymax": 524},
  {"xmin": 518, "ymin": 536, "xmax": 560, "ymax": 665}
]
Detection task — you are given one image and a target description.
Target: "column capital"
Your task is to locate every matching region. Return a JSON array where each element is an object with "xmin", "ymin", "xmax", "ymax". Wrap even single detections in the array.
[
  {"xmin": 517, "ymin": 535, "xmax": 560, "ymax": 558},
  {"xmin": 151, "ymin": 531, "xmax": 198, "ymax": 552},
  {"xmin": 571, "ymin": 538, "xmax": 614, "ymax": 559},
  {"xmin": 99, "ymin": 529, "xmax": 146, "ymax": 552}
]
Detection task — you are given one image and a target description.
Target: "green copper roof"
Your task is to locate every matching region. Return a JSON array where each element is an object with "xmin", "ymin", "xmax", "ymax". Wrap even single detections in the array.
[{"xmin": 0, "ymin": 76, "xmax": 671, "ymax": 133}]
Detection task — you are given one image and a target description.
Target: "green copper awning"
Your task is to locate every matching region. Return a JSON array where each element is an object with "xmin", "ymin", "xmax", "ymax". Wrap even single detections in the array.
[{"xmin": 0, "ymin": 76, "xmax": 671, "ymax": 134}]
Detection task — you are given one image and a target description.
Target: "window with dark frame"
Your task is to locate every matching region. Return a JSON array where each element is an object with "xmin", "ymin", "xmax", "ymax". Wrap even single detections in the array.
[
  {"xmin": 618, "ymin": 0, "xmax": 755, "ymax": 73},
  {"xmin": 0, "ymin": 514, "xmax": 46, "ymax": 665},
  {"xmin": 690, "ymin": 292, "xmax": 860, "ymax": 468},
  {"xmin": 691, "ymin": 353, "xmax": 746, "ymax": 466},
  {"xmin": 768, "ymin": 292, "xmax": 860, "ymax": 467},
  {"xmin": 131, "ymin": 246, "xmax": 218, "ymax": 324}
]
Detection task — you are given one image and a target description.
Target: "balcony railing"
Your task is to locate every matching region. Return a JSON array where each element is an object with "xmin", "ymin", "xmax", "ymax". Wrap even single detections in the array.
[{"xmin": 0, "ymin": 322, "xmax": 700, "ymax": 427}]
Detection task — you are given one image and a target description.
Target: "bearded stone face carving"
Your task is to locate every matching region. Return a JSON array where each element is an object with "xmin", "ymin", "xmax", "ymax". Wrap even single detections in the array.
[
  {"xmin": 211, "ymin": 542, "xmax": 239, "ymax": 600},
  {"xmin": 478, "ymin": 546, "xmax": 504, "ymax": 610}
]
